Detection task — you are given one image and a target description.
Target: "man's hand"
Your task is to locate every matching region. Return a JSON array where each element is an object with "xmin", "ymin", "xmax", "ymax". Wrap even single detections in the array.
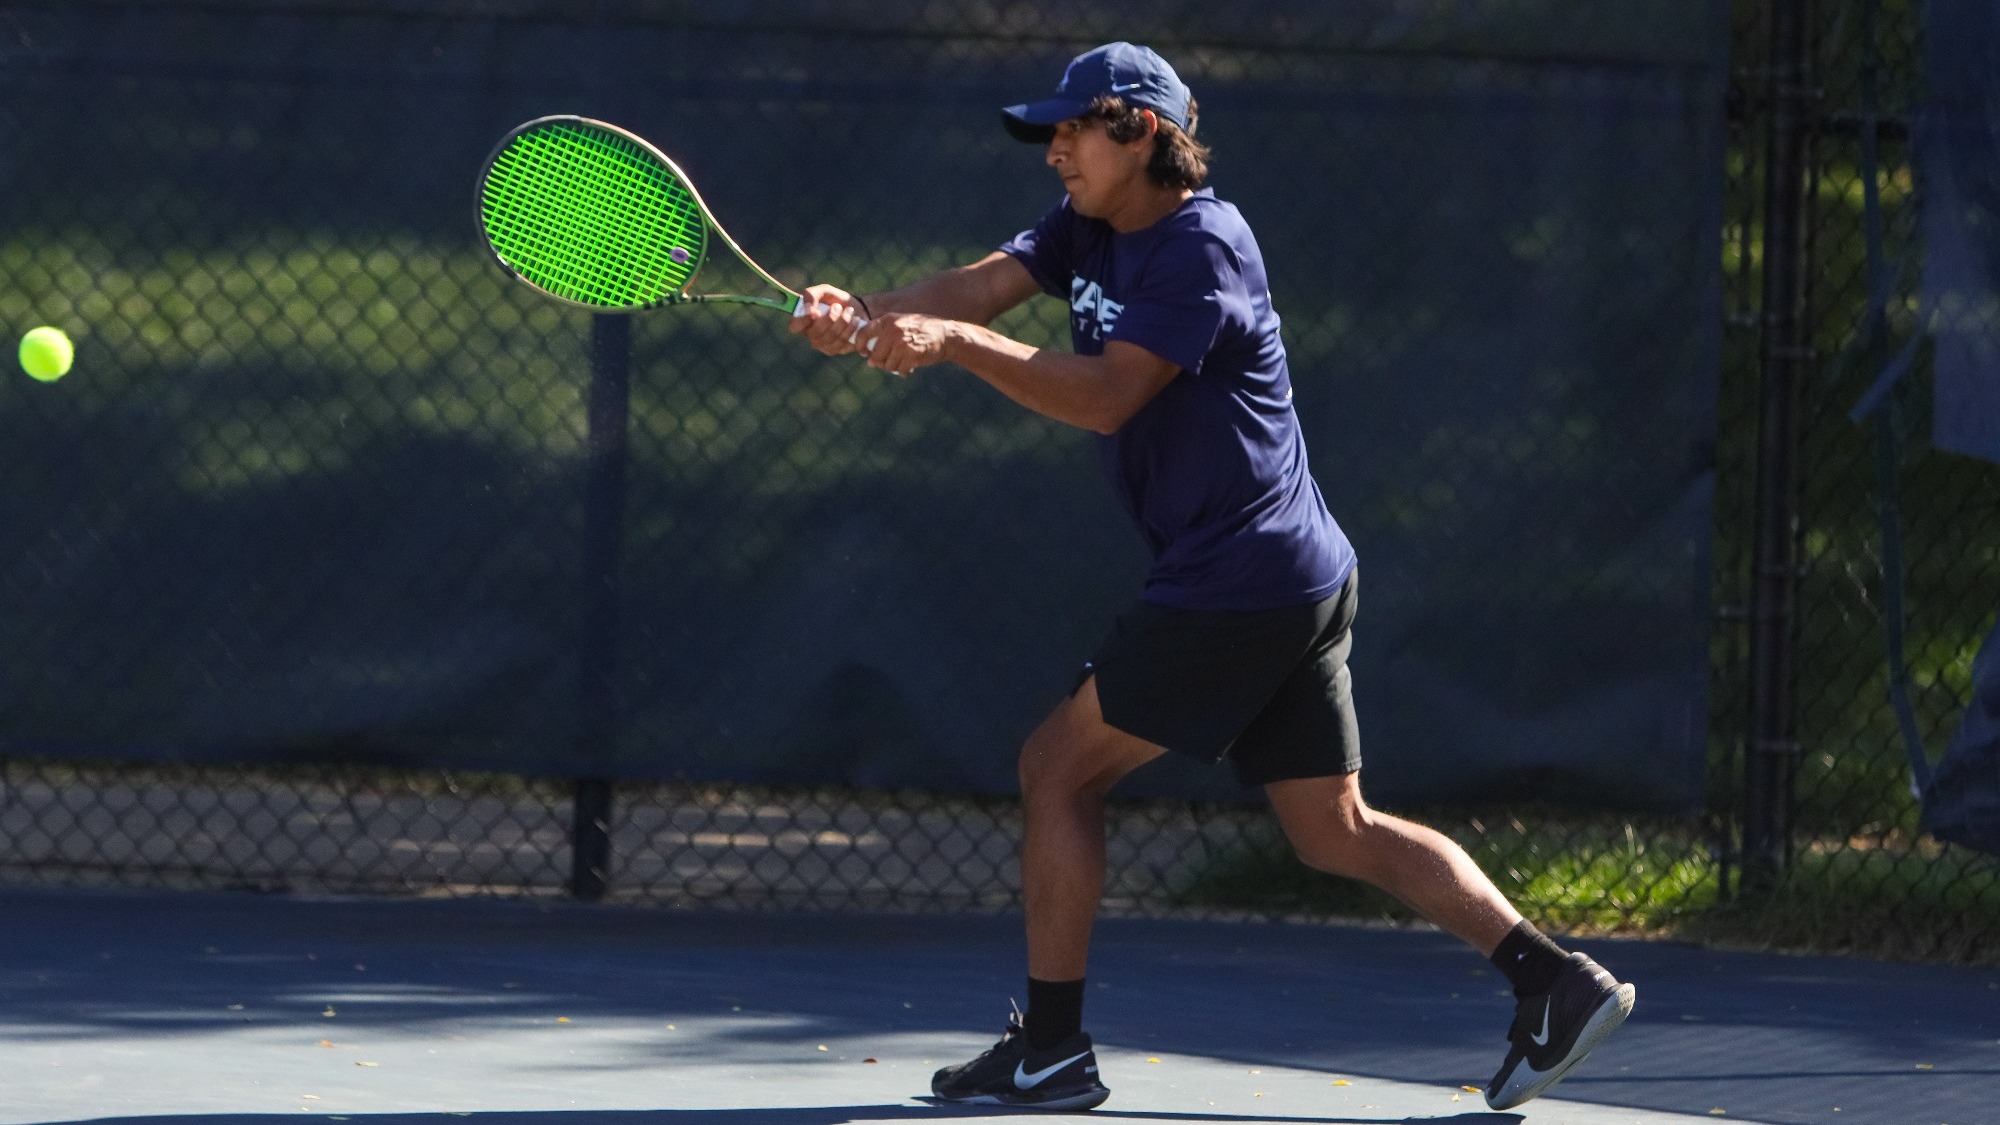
[
  {"xmin": 854, "ymin": 312, "xmax": 959, "ymax": 378},
  {"xmin": 787, "ymin": 284, "xmax": 869, "ymax": 356}
]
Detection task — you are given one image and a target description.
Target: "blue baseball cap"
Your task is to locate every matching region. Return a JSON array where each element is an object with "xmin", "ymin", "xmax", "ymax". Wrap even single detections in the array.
[{"xmin": 1001, "ymin": 42, "xmax": 1192, "ymax": 144}]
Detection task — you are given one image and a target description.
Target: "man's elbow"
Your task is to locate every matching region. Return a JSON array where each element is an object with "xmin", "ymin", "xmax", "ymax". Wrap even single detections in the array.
[
  {"xmin": 1081, "ymin": 356, "xmax": 1177, "ymax": 434},
  {"xmin": 1085, "ymin": 401, "xmax": 1139, "ymax": 435}
]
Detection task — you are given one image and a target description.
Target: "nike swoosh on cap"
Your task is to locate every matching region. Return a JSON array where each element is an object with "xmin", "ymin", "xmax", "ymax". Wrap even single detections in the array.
[{"xmin": 1015, "ymin": 1050, "xmax": 1090, "ymax": 1089}]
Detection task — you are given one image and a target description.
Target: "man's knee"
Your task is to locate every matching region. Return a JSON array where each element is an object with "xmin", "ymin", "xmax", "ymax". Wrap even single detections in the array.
[
  {"xmin": 1274, "ymin": 775, "xmax": 1374, "ymax": 874},
  {"xmin": 1017, "ymin": 706, "xmax": 1099, "ymax": 802},
  {"xmin": 1293, "ymin": 831, "xmax": 1365, "ymax": 878},
  {"xmin": 1016, "ymin": 687, "xmax": 1152, "ymax": 803}
]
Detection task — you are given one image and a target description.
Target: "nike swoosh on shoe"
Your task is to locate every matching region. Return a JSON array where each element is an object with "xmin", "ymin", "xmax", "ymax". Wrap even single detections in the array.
[
  {"xmin": 1015, "ymin": 1051, "xmax": 1090, "ymax": 1089},
  {"xmin": 1528, "ymin": 1001, "xmax": 1552, "ymax": 1046}
]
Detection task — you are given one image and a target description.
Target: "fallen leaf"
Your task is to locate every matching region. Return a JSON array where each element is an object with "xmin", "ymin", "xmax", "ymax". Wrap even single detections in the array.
[
  {"xmin": 1332, "ymin": 1079, "xmax": 1351, "ymax": 1086},
  {"xmin": 319, "ymin": 1040, "xmax": 335, "ymax": 1048},
  {"xmin": 1461, "ymin": 1086, "xmax": 1480, "ymax": 1093},
  {"xmin": 863, "ymin": 1058, "xmax": 878, "ymax": 1064},
  {"xmin": 1915, "ymin": 1063, "xmax": 1934, "ymax": 1070},
  {"xmin": 1146, "ymin": 1057, "xmax": 1161, "ymax": 1064},
  {"xmin": 556, "ymin": 1017, "xmax": 571, "ymax": 1023},
  {"xmin": 817, "ymin": 1044, "xmax": 829, "ymax": 1052},
  {"xmin": 322, "ymin": 1007, "xmax": 337, "ymax": 1018}
]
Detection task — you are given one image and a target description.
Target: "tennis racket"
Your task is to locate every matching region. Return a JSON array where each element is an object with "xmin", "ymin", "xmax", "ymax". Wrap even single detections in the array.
[{"xmin": 476, "ymin": 115, "xmax": 857, "ymax": 323}]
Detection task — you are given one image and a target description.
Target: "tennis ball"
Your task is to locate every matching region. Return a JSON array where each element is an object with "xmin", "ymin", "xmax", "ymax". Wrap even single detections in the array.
[{"xmin": 19, "ymin": 326, "xmax": 74, "ymax": 382}]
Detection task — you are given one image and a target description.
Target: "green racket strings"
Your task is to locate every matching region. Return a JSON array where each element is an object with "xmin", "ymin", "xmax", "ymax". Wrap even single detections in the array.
[{"xmin": 480, "ymin": 122, "xmax": 707, "ymax": 308}]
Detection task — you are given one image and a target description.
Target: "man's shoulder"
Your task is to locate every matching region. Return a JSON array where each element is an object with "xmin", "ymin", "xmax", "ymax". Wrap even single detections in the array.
[
  {"xmin": 1146, "ymin": 193, "xmax": 1258, "ymax": 271},
  {"xmin": 1172, "ymin": 189, "xmax": 1246, "ymax": 226},
  {"xmin": 1152, "ymin": 192, "xmax": 1253, "ymax": 249}
]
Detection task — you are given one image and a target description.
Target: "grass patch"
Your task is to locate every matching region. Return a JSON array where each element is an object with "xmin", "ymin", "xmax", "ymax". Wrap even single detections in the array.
[
  {"xmin": 1176, "ymin": 807, "xmax": 1718, "ymax": 935},
  {"xmin": 1679, "ymin": 839, "xmax": 2000, "ymax": 965},
  {"xmin": 1175, "ymin": 808, "xmax": 2000, "ymax": 966}
]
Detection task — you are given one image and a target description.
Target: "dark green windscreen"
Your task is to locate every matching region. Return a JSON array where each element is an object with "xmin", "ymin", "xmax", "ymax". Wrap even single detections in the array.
[
  {"xmin": 1, "ymin": 3, "xmax": 1733, "ymax": 812},
  {"xmin": 479, "ymin": 119, "xmax": 704, "ymax": 308}
]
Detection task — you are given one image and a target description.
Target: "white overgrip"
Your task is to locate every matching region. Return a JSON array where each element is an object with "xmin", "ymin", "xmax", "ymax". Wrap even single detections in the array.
[{"xmin": 791, "ymin": 294, "xmax": 870, "ymax": 344}]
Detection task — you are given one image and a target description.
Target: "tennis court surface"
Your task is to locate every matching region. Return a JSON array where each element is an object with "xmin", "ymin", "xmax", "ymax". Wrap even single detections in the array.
[{"xmin": 4, "ymin": 886, "xmax": 1992, "ymax": 1125}]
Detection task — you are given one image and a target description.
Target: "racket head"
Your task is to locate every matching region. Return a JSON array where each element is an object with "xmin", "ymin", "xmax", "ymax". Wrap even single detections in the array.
[{"xmin": 476, "ymin": 115, "xmax": 710, "ymax": 312}]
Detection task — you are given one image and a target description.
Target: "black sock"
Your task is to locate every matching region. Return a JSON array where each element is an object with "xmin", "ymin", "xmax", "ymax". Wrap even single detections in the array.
[
  {"xmin": 1024, "ymin": 976, "xmax": 1085, "ymax": 1050},
  {"xmin": 1490, "ymin": 920, "xmax": 1568, "ymax": 996}
]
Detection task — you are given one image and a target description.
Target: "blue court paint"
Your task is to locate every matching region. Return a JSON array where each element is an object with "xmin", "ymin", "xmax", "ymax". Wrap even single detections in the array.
[{"xmin": 1, "ymin": 887, "xmax": 1993, "ymax": 1125}]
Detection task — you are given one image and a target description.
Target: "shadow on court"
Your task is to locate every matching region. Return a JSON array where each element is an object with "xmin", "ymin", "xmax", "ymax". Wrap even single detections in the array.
[{"xmin": 3, "ymin": 887, "xmax": 1995, "ymax": 1125}]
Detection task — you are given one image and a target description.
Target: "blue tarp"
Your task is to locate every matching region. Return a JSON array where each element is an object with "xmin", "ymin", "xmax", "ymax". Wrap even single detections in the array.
[
  {"xmin": 1922, "ymin": 1, "xmax": 2000, "ymax": 464},
  {"xmin": 1921, "ymin": 616, "xmax": 2000, "ymax": 855}
]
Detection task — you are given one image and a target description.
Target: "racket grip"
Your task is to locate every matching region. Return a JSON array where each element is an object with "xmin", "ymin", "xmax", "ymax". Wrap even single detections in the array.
[
  {"xmin": 791, "ymin": 295, "xmax": 870, "ymax": 342},
  {"xmin": 791, "ymin": 295, "xmax": 853, "ymax": 318}
]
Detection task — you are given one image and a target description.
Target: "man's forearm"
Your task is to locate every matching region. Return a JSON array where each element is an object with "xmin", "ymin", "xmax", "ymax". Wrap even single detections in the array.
[
  {"xmin": 868, "ymin": 262, "xmax": 1019, "ymax": 326},
  {"xmin": 939, "ymin": 323, "xmax": 1136, "ymax": 435}
]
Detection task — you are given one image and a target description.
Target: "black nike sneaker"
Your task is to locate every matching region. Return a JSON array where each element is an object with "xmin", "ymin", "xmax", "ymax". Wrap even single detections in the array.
[
  {"xmin": 930, "ymin": 1011, "xmax": 1110, "ymax": 1111},
  {"xmin": 1484, "ymin": 951, "xmax": 1636, "ymax": 1110}
]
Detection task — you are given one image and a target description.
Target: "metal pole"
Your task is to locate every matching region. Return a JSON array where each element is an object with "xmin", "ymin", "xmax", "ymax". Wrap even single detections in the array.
[
  {"xmin": 1741, "ymin": 0, "xmax": 1816, "ymax": 891},
  {"xmin": 571, "ymin": 312, "xmax": 631, "ymax": 900}
]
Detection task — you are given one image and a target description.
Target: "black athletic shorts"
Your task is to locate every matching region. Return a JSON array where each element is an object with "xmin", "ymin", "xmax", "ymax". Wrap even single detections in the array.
[{"xmin": 1081, "ymin": 569, "xmax": 1362, "ymax": 787}]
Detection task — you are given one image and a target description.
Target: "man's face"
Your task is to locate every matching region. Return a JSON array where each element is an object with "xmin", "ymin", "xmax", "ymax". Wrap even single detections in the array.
[{"xmin": 1045, "ymin": 116, "xmax": 1153, "ymax": 219}]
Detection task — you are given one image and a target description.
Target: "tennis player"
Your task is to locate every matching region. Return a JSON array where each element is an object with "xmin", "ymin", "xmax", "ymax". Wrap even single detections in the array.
[{"xmin": 789, "ymin": 41, "xmax": 1635, "ymax": 1113}]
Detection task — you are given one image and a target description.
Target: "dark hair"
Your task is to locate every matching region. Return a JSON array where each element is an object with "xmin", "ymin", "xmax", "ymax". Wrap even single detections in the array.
[{"xmin": 1079, "ymin": 94, "xmax": 1211, "ymax": 190}]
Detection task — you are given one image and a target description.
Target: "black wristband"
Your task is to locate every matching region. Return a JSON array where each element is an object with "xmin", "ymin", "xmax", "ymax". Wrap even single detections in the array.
[{"xmin": 852, "ymin": 294, "xmax": 873, "ymax": 318}]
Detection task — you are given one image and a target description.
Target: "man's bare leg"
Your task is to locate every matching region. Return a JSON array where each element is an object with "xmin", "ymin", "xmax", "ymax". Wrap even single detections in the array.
[
  {"xmin": 1265, "ymin": 771, "xmax": 1518, "ymax": 953},
  {"xmin": 1018, "ymin": 676, "xmax": 1164, "ymax": 979},
  {"xmin": 1266, "ymin": 771, "xmax": 1635, "ymax": 1110},
  {"xmin": 928, "ymin": 677, "xmax": 1161, "ymax": 1111}
]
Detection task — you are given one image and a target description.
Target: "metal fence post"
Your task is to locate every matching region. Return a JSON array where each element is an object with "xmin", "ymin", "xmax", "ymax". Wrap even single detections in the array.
[
  {"xmin": 571, "ymin": 312, "xmax": 632, "ymax": 900},
  {"xmin": 1741, "ymin": 0, "xmax": 1817, "ymax": 891}
]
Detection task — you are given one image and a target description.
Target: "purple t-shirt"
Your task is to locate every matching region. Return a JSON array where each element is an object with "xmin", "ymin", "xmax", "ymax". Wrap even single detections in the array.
[{"xmin": 1000, "ymin": 190, "xmax": 1355, "ymax": 611}]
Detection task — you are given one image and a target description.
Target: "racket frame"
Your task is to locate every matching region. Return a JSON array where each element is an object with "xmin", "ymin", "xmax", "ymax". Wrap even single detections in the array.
[{"xmin": 476, "ymin": 114, "xmax": 805, "ymax": 315}]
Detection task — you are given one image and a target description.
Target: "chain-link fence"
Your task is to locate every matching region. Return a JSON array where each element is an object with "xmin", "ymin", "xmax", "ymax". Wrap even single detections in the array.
[
  {"xmin": 1701, "ymin": 0, "xmax": 2000, "ymax": 963},
  {"xmin": 1, "ymin": 0, "xmax": 1994, "ymax": 965}
]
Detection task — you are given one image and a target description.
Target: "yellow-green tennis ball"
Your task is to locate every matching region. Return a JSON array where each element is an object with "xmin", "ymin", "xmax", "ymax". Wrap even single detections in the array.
[{"xmin": 19, "ymin": 326, "xmax": 74, "ymax": 382}]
